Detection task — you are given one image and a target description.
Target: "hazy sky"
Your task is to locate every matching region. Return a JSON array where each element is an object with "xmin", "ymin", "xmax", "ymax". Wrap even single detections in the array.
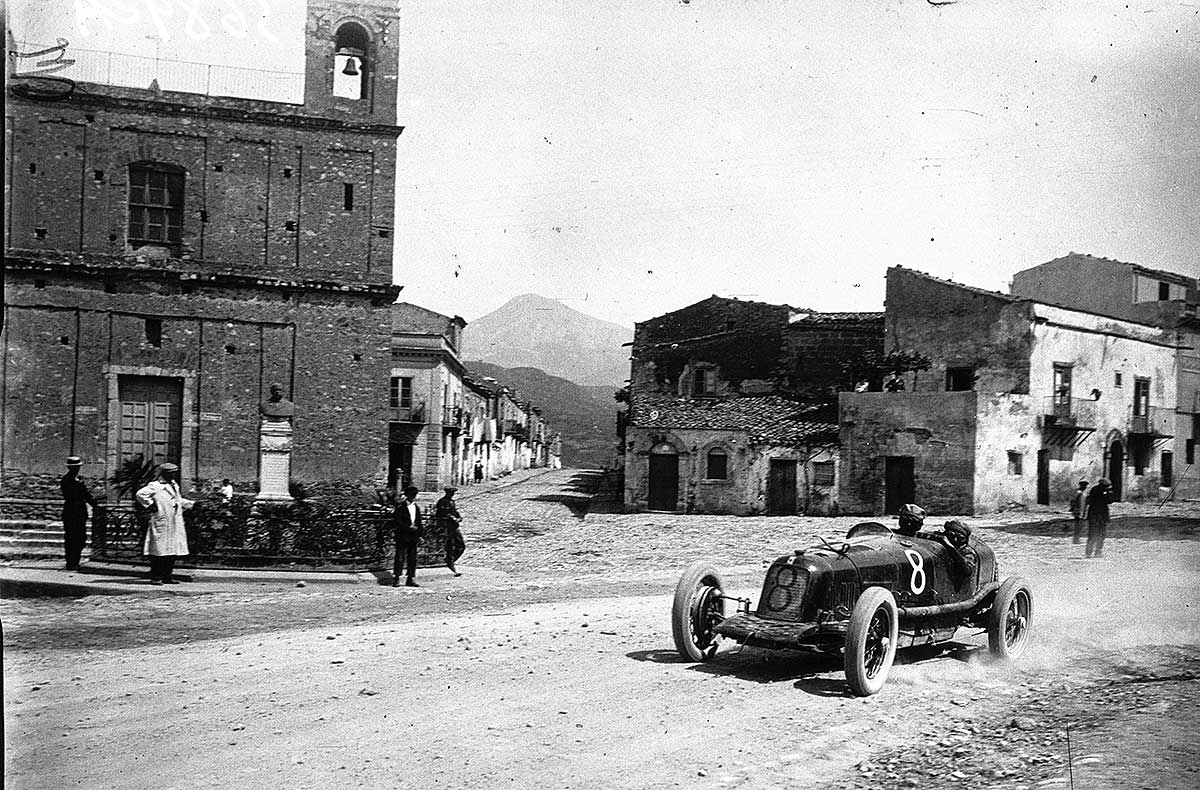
[{"xmin": 11, "ymin": 0, "xmax": 1200, "ymax": 328}]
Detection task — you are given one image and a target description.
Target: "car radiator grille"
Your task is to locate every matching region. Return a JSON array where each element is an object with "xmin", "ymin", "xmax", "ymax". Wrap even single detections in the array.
[{"xmin": 756, "ymin": 563, "xmax": 809, "ymax": 621}]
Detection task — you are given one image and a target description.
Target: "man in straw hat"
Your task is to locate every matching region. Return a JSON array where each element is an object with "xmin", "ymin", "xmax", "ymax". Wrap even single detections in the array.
[
  {"xmin": 135, "ymin": 462, "xmax": 194, "ymax": 585},
  {"xmin": 60, "ymin": 456, "xmax": 95, "ymax": 571}
]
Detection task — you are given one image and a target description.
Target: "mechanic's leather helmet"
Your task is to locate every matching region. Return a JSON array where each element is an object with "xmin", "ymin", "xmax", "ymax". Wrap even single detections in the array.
[{"xmin": 944, "ymin": 519, "xmax": 971, "ymax": 546}]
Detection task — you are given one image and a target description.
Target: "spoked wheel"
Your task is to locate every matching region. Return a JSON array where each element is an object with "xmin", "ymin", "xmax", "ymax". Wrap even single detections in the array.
[
  {"xmin": 844, "ymin": 587, "xmax": 899, "ymax": 696},
  {"xmin": 671, "ymin": 561, "xmax": 727, "ymax": 662},
  {"xmin": 988, "ymin": 577, "xmax": 1033, "ymax": 659}
]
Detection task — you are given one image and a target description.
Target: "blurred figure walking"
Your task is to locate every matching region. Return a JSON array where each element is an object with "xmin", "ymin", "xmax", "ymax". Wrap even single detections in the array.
[
  {"xmin": 1069, "ymin": 480, "xmax": 1088, "ymax": 543},
  {"xmin": 1085, "ymin": 478, "xmax": 1114, "ymax": 559},
  {"xmin": 436, "ymin": 486, "xmax": 465, "ymax": 576}
]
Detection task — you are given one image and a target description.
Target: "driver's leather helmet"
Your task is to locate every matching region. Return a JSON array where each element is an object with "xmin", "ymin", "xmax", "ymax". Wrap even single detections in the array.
[{"xmin": 896, "ymin": 503, "xmax": 926, "ymax": 536}]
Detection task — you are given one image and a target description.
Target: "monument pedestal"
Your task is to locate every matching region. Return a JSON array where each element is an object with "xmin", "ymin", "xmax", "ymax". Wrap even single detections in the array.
[{"xmin": 256, "ymin": 419, "xmax": 294, "ymax": 501}]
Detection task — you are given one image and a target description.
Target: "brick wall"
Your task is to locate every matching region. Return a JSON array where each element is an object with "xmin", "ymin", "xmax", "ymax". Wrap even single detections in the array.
[
  {"xmin": 785, "ymin": 316, "xmax": 884, "ymax": 395},
  {"xmin": 5, "ymin": 87, "xmax": 397, "ymax": 285},
  {"xmin": 2, "ymin": 261, "xmax": 396, "ymax": 498}
]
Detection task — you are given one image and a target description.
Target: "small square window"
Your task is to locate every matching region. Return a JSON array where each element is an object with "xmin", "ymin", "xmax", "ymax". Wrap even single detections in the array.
[
  {"xmin": 945, "ymin": 367, "xmax": 975, "ymax": 392},
  {"xmin": 706, "ymin": 450, "xmax": 727, "ymax": 480},
  {"xmin": 812, "ymin": 461, "xmax": 835, "ymax": 487},
  {"xmin": 145, "ymin": 318, "xmax": 163, "ymax": 348},
  {"xmin": 1114, "ymin": 372, "xmax": 1123, "ymax": 387},
  {"xmin": 1007, "ymin": 451, "xmax": 1023, "ymax": 475}
]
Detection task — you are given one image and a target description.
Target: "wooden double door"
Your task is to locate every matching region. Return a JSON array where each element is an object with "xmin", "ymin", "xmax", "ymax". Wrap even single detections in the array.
[{"xmin": 118, "ymin": 375, "xmax": 183, "ymax": 469}]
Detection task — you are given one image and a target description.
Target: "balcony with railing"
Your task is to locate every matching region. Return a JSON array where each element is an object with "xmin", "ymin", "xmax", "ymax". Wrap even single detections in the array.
[
  {"xmin": 390, "ymin": 403, "xmax": 425, "ymax": 423},
  {"xmin": 1040, "ymin": 396, "xmax": 1097, "ymax": 447},
  {"xmin": 1041, "ymin": 396, "xmax": 1097, "ymax": 429},
  {"xmin": 441, "ymin": 406, "xmax": 464, "ymax": 431},
  {"xmin": 1129, "ymin": 405, "xmax": 1174, "ymax": 438}
]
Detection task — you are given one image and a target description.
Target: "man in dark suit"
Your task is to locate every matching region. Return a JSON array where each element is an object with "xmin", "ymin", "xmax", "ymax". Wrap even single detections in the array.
[
  {"xmin": 60, "ymin": 455, "xmax": 95, "ymax": 571},
  {"xmin": 393, "ymin": 485, "xmax": 423, "ymax": 587}
]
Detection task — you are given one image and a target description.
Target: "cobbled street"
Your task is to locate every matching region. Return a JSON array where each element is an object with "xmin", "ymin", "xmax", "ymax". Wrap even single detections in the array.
[{"xmin": 4, "ymin": 468, "xmax": 1199, "ymax": 790}]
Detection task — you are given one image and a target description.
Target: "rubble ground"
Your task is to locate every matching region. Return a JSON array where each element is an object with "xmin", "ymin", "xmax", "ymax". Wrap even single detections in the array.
[{"xmin": 3, "ymin": 469, "xmax": 1198, "ymax": 790}]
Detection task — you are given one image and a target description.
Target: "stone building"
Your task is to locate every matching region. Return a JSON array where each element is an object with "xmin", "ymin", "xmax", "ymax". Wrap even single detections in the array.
[
  {"xmin": 1011, "ymin": 253, "xmax": 1199, "ymax": 500},
  {"xmin": 623, "ymin": 295, "xmax": 883, "ymax": 515},
  {"xmin": 389, "ymin": 304, "xmax": 561, "ymax": 491},
  {"xmin": 2, "ymin": 0, "xmax": 403, "ymax": 502},
  {"xmin": 389, "ymin": 303, "xmax": 467, "ymax": 491},
  {"xmin": 839, "ymin": 267, "xmax": 1178, "ymax": 515}
]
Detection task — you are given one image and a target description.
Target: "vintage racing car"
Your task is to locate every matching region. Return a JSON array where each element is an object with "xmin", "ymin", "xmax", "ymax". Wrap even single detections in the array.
[{"xmin": 670, "ymin": 522, "xmax": 1033, "ymax": 696}]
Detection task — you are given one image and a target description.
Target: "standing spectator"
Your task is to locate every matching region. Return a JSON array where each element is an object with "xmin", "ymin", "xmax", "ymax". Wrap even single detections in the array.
[
  {"xmin": 436, "ymin": 486, "xmax": 465, "ymax": 576},
  {"xmin": 1085, "ymin": 478, "xmax": 1114, "ymax": 559},
  {"xmin": 1069, "ymin": 480, "xmax": 1089, "ymax": 543},
  {"xmin": 60, "ymin": 456, "xmax": 95, "ymax": 571},
  {"xmin": 135, "ymin": 462, "xmax": 194, "ymax": 585},
  {"xmin": 392, "ymin": 485, "xmax": 423, "ymax": 587},
  {"xmin": 219, "ymin": 478, "xmax": 234, "ymax": 502},
  {"xmin": 474, "ymin": 460, "xmax": 484, "ymax": 484}
]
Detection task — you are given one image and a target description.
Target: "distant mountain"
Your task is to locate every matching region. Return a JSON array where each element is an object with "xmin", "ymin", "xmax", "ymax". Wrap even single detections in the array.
[
  {"xmin": 464, "ymin": 361, "xmax": 622, "ymax": 469},
  {"xmin": 463, "ymin": 294, "xmax": 632, "ymax": 387}
]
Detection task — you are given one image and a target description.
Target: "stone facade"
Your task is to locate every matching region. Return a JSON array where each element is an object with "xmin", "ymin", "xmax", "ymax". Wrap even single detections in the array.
[
  {"xmin": 2, "ymin": 0, "xmax": 403, "ymax": 501},
  {"xmin": 389, "ymin": 303, "xmax": 560, "ymax": 492},
  {"xmin": 839, "ymin": 267, "xmax": 1179, "ymax": 515},
  {"xmin": 1012, "ymin": 254, "xmax": 1200, "ymax": 501},
  {"xmin": 623, "ymin": 296, "xmax": 880, "ymax": 515}
]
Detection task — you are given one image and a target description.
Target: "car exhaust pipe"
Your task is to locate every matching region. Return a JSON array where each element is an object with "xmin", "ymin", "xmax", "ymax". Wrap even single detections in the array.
[{"xmin": 898, "ymin": 581, "xmax": 1000, "ymax": 619}]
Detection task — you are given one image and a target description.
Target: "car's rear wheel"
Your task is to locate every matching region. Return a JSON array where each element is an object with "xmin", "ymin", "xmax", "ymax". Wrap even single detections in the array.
[
  {"xmin": 844, "ymin": 586, "xmax": 899, "ymax": 696},
  {"xmin": 671, "ymin": 561, "xmax": 726, "ymax": 662},
  {"xmin": 988, "ymin": 577, "xmax": 1033, "ymax": 659}
]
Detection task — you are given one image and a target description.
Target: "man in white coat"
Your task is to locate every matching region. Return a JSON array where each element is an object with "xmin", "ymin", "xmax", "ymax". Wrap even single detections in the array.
[{"xmin": 136, "ymin": 462, "xmax": 194, "ymax": 585}]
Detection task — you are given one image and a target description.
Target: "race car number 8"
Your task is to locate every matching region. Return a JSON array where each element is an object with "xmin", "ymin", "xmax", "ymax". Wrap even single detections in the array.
[{"xmin": 904, "ymin": 549, "xmax": 926, "ymax": 594}]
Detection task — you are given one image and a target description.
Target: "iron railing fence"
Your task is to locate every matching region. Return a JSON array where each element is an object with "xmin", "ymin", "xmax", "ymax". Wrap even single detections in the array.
[
  {"xmin": 1041, "ymin": 396, "xmax": 1098, "ymax": 427},
  {"xmin": 92, "ymin": 497, "xmax": 452, "ymax": 569},
  {"xmin": 13, "ymin": 41, "xmax": 303, "ymax": 104}
]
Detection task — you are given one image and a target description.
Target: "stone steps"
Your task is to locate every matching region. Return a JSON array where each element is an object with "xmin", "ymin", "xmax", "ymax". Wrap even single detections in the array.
[{"xmin": 0, "ymin": 519, "xmax": 91, "ymax": 559}]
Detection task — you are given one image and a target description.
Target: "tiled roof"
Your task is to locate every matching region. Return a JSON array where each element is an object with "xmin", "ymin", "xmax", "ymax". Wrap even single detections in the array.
[
  {"xmin": 630, "ymin": 394, "xmax": 837, "ymax": 446},
  {"xmin": 790, "ymin": 311, "xmax": 885, "ymax": 324}
]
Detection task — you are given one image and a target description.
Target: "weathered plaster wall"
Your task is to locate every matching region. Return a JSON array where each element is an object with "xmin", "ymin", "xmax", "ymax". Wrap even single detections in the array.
[
  {"xmin": 623, "ymin": 427, "xmax": 837, "ymax": 516},
  {"xmin": 1028, "ymin": 307, "xmax": 1177, "ymax": 502},
  {"xmin": 972, "ymin": 394, "xmax": 1040, "ymax": 512}
]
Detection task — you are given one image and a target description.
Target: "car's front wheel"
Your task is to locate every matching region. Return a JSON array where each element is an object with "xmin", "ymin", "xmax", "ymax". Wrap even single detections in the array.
[
  {"xmin": 988, "ymin": 576, "xmax": 1033, "ymax": 659},
  {"xmin": 671, "ymin": 561, "xmax": 726, "ymax": 662},
  {"xmin": 844, "ymin": 586, "xmax": 899, "ymax": 696}
]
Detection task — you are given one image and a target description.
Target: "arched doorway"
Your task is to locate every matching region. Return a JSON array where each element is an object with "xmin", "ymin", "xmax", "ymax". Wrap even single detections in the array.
[
  {"xmin": 648, "ymin": 442, "xmax": 679, "ymax": 511},
  {"xmin": 1108, "ymin": 440, "xmax": 1124, "ymax": 500}
]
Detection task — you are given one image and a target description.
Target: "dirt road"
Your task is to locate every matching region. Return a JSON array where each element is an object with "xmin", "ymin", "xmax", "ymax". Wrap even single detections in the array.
[{"xmin": 4, "ymin": 470, "xmax": 1199, "ymax": 789}]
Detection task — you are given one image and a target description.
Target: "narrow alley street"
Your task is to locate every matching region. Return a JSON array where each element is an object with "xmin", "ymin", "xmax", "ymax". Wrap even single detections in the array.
[{"xmin": 4, "ymin": 469, "xmax": 1199, "ymax": 790}]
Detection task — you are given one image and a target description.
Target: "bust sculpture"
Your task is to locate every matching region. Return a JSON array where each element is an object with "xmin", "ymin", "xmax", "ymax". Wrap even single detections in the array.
[{"xmin": 260, "ymin": 382, "xmax": 296, "ymax": 421}]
